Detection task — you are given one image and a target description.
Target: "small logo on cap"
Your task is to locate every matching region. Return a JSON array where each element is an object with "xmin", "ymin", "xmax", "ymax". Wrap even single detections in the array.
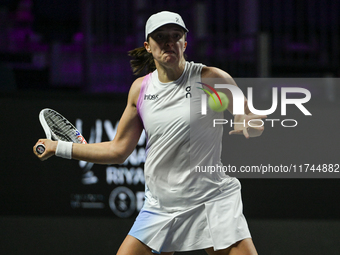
[{"xmin": 175, "ymin": 17, "xmax": 179, "ymax": 23}]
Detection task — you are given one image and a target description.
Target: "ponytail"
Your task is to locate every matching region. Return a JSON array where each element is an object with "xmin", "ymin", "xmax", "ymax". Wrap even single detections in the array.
[{"xmin": 128, "ymin": 46, "xmax": 156, "ymax": 75}]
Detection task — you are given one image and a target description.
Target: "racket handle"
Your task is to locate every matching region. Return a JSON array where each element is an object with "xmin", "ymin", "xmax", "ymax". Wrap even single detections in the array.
[{"xmin": 36, "ymin": 144, "xmax": 45, "ymax": 155}]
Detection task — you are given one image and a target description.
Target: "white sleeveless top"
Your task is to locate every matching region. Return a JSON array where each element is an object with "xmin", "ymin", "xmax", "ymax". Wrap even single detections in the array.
[{"xmin": 137, "ymin": 61, "xmax": 233, "ymax": 212}]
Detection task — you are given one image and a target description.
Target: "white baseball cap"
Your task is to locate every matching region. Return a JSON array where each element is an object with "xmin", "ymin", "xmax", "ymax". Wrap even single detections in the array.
[{"xmin": 145, "ymin": 11, "xmax": 188, "ymax": 40}]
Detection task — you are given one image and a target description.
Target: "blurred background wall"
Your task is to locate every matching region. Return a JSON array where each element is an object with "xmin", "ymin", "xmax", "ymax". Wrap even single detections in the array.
[
  {"xmin": 0, "ymin": 0, "xmax": 339, "ymax": 254},
  {"xmin": 0, "ymin": 0, "xmax": 339, "ymax": 92}
]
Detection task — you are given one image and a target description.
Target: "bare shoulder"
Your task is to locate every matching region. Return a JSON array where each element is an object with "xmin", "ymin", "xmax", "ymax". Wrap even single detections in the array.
[
  {"xmin": 201, "ymin": 66, "xmax": 236, "ymax": 85},
  {"xmin": 201, "ymin": 66, "xmax": 233, "ymax": 79},
  {"xmin": 128, "ymin": 76, "xmax": 145, "ymax": 106}
]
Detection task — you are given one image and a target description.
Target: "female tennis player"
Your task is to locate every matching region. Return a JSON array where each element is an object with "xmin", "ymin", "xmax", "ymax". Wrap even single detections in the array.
[{"xmin": 34, "ymin": 11, "xmax": 266, "ymax": 255}]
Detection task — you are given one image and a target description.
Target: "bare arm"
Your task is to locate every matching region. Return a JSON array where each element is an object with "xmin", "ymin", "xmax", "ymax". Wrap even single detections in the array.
[
  {"xmin": 34, "ymin": 77, "xmax": 145, "ymax": 164},
  {"xmin": 201, "ymin": 66, "xmax": 266, "ymax": 138}
]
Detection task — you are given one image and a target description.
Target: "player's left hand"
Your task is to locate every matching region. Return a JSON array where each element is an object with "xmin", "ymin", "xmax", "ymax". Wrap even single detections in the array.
[{"xmin": 229, "ymin": 113, "xmax": 267, "ymax": 138}]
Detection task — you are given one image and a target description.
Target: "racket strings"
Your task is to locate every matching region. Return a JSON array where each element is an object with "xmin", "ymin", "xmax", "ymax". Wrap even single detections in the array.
[{"xmin": 44, "ymin": 111, "xmax": 78, "ymax": 143}]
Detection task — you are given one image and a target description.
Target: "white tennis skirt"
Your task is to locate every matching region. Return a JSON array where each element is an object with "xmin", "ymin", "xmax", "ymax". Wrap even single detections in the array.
[{"xmin": 128, "ymin": 178, "xmax": 251, "ymax": 253}]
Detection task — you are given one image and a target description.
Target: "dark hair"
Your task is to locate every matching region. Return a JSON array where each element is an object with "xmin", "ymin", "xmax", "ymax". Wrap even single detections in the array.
[
  {"xmin": 128, "ymin": 45, "xmax": 156, "ymax": 76},
  {"xmin": 128, "ymin": 31, "xmax": 188, "ymax": 76}
]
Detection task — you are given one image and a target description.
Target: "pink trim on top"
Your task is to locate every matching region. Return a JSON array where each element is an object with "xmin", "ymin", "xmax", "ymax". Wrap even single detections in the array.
[{"xmin": 136, "ymin": 74, "xmax": 151, "ymax": 118}]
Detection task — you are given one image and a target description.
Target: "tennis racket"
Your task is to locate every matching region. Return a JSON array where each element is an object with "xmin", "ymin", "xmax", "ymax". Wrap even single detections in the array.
[{"xmin": 36, "ymin": 108, "xmax": 87, "ymax": 155}]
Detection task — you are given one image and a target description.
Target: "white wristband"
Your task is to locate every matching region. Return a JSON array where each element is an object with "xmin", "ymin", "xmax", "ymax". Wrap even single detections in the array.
[{"xmin": 55, "ymin": 141, "xmax": 73, "ymax": 159}]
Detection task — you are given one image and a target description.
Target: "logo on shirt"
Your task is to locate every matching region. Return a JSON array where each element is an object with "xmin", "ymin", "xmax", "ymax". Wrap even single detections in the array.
[
  {"xmin": 144, "ymin": 94, "xmax": 158, "ymax": 100},
  {"xmin": 185, "ymin": 86, "xmax": 191, "ymax": 98}
]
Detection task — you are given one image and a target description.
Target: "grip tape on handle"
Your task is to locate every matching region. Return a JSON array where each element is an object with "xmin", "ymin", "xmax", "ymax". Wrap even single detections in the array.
[{"xmin": 36, "ymin": 144, "xmax": 45, "ymax": 155}]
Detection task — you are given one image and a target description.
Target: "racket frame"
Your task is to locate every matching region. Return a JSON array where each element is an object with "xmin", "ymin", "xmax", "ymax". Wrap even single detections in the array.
[{"xmin": 36, "ymin": 108, "xmax": 87, "ymax": 155}]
